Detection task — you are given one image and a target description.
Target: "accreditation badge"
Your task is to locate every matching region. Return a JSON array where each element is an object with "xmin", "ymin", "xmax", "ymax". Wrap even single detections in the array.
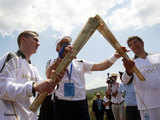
[{"xmin": 64, "ymin": 83, "xmax": 75, "ymax": 97}]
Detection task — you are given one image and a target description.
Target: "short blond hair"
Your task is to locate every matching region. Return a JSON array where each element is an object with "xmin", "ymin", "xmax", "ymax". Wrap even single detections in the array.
[{"xmin": 17, "ymin": 30, "xmax": 39, "ymax": 48}]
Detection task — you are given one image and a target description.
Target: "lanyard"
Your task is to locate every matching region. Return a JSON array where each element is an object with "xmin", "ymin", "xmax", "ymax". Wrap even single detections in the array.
[{"xmin": 67, "ymin": 63, "xmax": 73, "ymax": 81}]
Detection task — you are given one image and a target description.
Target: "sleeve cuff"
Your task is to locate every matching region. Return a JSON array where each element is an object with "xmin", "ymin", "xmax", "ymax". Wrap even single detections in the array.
[
  {"xmin": 25, "ymin": 81, "xmax": 35, "ymax": 97},
  {"xmin": 122, "ymin": 72, "xmax": 133, "ymax": 84}
]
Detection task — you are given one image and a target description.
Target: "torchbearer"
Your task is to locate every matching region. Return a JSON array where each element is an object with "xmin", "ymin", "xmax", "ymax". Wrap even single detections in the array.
[
  {"xmin": 95, "ymin": 15, "xmax": 145, "ymax": 81},
  {"xmin": 0, "ymin": 31, "xmax": 63, "ymax": 120},
  {"xmin": 122, "ymin": 36, "xmax": 160, "ymax": 120},
  {"xmin": 45, "ymin": 33, "xmax": 122, "ymax": 120}
]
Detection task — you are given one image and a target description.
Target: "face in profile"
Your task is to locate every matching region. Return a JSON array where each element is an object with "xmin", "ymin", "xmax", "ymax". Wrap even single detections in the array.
[{"xmin": 22, "ymin": 33, "xmax": 40, "ymax": 54}]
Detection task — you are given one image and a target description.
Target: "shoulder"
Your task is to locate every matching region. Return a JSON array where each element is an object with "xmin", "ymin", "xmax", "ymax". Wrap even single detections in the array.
[
  {"xmin": 72, "ymin": 59, "xmax": 85, "ymax": 66},
  {"xmin": 2, "ymin": 52, "xmax": 18, "ymax": 63},
  {"xmin": 0, "ymin": 52, "xmax": 9, "ymax": 62},
  {"xmin": 149, "ymin": 52, "xmax": 160, "ymax": 57},
  {"xmin": 74, "ymin": 59, "xmax": 84, "ymax": 63},
  {"xmin": 46, "ymin": 58, "xmax": 56, "ymax": 66},
  {"xmin": 147, "ymin": 52, "xmax": 160, "ymax": 61},
  {"xmin": 0, "ymin": 52, "xmax": 10, "ymax": 69},
  {"xmin": 74, "ymin": 59, "xmax": 93, "ymax": 66}
]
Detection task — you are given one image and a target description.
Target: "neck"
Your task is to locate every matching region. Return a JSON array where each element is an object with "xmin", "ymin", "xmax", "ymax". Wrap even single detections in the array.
[
  {"xmin": 136, "ymin": 51, "xmax": 147, "ymax": 59},
  {"xmin": 19, "ymin": 48, "xmax": 31, "ymax": 61}
]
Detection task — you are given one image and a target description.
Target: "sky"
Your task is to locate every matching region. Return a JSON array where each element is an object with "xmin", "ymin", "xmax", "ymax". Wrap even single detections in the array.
[{"xmin": 0, "ymin": 0, "xmax": 160, "ymax": 89}]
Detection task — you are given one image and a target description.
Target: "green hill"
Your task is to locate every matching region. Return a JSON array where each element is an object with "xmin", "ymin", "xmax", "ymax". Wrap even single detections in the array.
[
  {"xmin": 86, "ymin": 86, "xmax": 107, "ymax": 120},
  {"xmin": 87, "ymin": 86, "xmax": 106, "ymax": 94}
]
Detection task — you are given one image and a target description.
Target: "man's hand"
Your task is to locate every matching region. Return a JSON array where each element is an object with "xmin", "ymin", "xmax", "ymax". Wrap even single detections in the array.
[
  {"xmin": 46, "ymin": 58, "xmax": 62, "ymax": 79},
  {"xmin": 60, "ymin": 45, "xmax": 73, "ymax": 58},
  {"xmin": 114, "ymin": 46, "xmax": 129, "ymax": 58},
  {"xmin": 33, "ymin": 79, "xmax": 54, "ymax": 94},
  {"xmin": 35, "ymin": 69, "xmax": 66, "ymax": 94},
  {"xmin": 122, "ymin": 58, "xmax": 135, "ymax": 75}
]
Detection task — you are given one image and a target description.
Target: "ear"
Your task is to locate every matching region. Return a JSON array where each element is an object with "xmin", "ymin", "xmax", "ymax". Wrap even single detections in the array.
[
  {"xmin": 56, "ymin": 45, "xmax": 60, "ymax": 52},
  {"xmin": 19, "ymin": 37, "xmax": 27, "ymax": 48},
  {"xmin": 142, "ymin": 41, "xmax": 144, "ymax": 47}
]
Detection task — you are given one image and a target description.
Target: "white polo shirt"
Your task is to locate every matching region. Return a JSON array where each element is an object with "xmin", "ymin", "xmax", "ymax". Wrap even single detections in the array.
[
  {"xmin": 110, "ymin": 83, "xmax": 124, "ymax": 104},
  {"xmin": 49, "ymin": 59, "xmax": 93, "ymax": 101},
  {"xmin": 103, "ymin": 96, "xmax": 110, "ymax": 109}
]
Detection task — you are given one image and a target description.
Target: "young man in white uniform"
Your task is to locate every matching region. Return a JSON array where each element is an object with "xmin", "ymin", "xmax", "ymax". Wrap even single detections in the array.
[
  {"xmin": 122, "ymin": 36, "xmax": 160, "ymax": 120},
  {"xmin": 0, "ymin": 31, "xmax": 62, "ymax": 120},
  {"xmin": 46, "ymin": 36, "xmax": 121, "ymax": 120}
]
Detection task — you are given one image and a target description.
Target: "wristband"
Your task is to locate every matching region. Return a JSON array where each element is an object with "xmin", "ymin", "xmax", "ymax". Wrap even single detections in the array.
[
  {"xmin": 109, "ymin": 55, "xmax": 118, "ymax": 63},
  {"xmin": 32, "ymin": 82, "xmax": 36, "ymax": 97}
]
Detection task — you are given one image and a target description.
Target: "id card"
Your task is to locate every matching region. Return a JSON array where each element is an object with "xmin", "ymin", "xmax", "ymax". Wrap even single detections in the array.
[
  {"xmin": 144, "ymin": 112, "xmax": 150, "ymax": 120},
  {"xmin": 64, "ymin": 83, "xmax": 75, "ymax": 97}
]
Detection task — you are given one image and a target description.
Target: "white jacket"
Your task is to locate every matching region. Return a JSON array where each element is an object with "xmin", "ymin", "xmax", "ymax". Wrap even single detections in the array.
[
  {"xmin": 0, "ymin": 52, "xmax": 41, "ymax": 120},
  {"xmin": 122, "ymin": 53, "xmax": 160, "ymax": 110}
]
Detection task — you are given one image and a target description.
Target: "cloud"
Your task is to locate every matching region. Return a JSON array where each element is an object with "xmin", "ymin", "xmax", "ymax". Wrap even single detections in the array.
[
  {"xmin": 0, "ymin": 0, "xmax": 159, "ymax": 36},
  {"xmin": 108, "ymin": 0, "xmax": 160, "ymax": 30},
  {"xmin": 85, "ymin": 72, "xmax": 107, "ymax": 89},
  {"xmin": 0, "ymin": 0, "xmax": 117, "ymax": 36}
]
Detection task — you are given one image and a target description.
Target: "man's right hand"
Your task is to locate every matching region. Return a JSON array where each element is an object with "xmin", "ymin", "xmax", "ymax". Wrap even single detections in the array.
[
  {"xmin": 33, "ymin": 79, "xmax": 54, "ymax": 94},
  {"xmin": 35, "ymin": 68, "xmax": 65, "ymax": 94}
]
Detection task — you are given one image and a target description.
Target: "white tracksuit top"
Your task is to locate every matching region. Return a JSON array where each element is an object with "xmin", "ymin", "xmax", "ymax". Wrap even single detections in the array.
[
  {"xmin": 0, "ymin": 52, "xmax": 41, "ymax": 120},
  {"xmin": 122, "ymin": 53, "xmax": 160, "ymax": 110}
]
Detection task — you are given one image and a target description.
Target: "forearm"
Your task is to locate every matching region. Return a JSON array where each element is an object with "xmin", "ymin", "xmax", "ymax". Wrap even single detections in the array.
[
  {"xmin": 91, "ymin": 55, "xmax": 119, "ymax": 71},
  {"xmin": 121, "ymin": 72, "xmax": 133, "ymax": 84},
  {"xmin": 104, "ymin": 101, "xmax": 110, "ymax": 106},
  {"xmin": 46, "ymin": 58, "xmax": 62, "ymax": 79},
  {"xmin": 0, "ymin": 79, "xmax": 33, "ymax": 101}
]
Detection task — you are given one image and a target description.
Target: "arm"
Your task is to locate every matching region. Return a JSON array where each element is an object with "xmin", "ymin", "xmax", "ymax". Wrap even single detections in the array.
[
  {"xmin": 0, "ymin": 57, "xmax": 56, "ymax": 102},
  {"xmin": 103, "ymin": 96, "xmax": 111, "ymax": 107},
  {"xmin": 103, "ymin": 100, "xmax": 111, "ymax": 106},
  {"xmin": 121, "ymin": 72, "xmax": 134, "ymax": 84},
  {"xmin": 111, "ymin": 83, "xmax": 119, "ymax": 97},
  {"xmin": 0, "ymin": 57, "xmax": 34, "ymax": 101},
  {"xmin": 46, "ymin": 58, "xmax": 63, "ymax": 79},
  {"xmin": 121, "ymin": 58, "xmax": 135, "ymax": 84},
  {"xmin": 91, "ymin": 53, "xmax": 120, "ymax": 71}
]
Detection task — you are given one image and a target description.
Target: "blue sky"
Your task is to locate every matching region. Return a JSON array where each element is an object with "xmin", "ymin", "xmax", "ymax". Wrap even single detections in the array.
[{"xmin": 0, "ymin": 0, "xmax": 160, "ymax": 89}]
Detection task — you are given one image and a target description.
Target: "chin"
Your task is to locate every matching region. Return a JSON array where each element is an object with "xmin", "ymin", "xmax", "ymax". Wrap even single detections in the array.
[{"xmin": 31, "ymin": 50, "xmax": 37, "ymax": 54}]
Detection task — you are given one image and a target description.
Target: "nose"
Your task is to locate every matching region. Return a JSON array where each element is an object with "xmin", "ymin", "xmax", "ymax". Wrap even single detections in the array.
[{"xmin": 37, "ymin": 41, "xmax": 40, "ymax": 46}]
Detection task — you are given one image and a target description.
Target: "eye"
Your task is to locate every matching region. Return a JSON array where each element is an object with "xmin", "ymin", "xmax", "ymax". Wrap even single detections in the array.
[{"xmin": 33, "ymin": 38, "xmax": 39, "ymax": 42}]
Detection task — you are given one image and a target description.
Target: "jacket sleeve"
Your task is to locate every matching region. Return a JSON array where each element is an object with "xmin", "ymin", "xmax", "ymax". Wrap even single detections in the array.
[
  {"xmin": 0, "ymin": 56, "xmax": 34, "ymax": 102},
  {"xmin": 121, "ymin": 72, "xmax": 133, "ymax": 84}
]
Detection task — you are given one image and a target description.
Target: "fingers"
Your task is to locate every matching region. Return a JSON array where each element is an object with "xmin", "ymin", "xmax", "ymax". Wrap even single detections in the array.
[
  {"xmin": 33, "ymin": 81, "xmax": 53, "ymax": 94},
  {"xmin": 115, "ymin": 47, "xmax": 130, "ymax": 58},
  {"xmin": 64, "ymin": 45, "xmax": 73, "ymax": 52},
  {"xmin": 122, "ymin": 58, "xmax": 135, "ymax": 74},
  {"xmin": 121, "ymin": 46, "xmax": 129, "ymax": 53},
  {"xmin": 122, "ymin": 58, "xmax": 135, "ymax": 66}
]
